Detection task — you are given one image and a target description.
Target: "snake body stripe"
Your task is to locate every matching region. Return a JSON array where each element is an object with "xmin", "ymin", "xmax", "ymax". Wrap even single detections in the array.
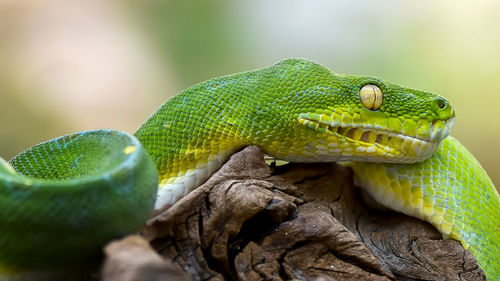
[{"xmin": 1, "ymin": 58, "xmax": 498, "ymax": 279}]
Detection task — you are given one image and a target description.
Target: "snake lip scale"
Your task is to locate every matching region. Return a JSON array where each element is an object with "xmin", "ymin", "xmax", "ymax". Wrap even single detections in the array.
[{"xmin": 298, "ymin": 113, "xmax": 455, "ymax": 163}]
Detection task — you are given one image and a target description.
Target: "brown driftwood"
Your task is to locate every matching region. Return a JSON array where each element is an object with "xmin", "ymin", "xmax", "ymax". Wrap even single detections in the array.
[
  {"xmin": 100, "ymin": 146, "xmax": 486, "ymax": 281},
  {"xmin": 100, "ymin": 235, "xmax": 190, "ymax": 281}
]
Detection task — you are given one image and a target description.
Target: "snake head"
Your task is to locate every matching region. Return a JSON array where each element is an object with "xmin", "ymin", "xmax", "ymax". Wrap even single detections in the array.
[{"xmin": 253, "ymin": 59, "xmax": 456, "ymax": 164}]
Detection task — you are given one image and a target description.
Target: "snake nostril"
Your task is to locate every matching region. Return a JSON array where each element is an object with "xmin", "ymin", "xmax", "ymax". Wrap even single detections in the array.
[
  {"xmin": 433, "ymin": 97, "xmax": 447, "ymax": 110},
  {"xmin": 438, "ymin": 99, "xmax": 446, "ymax": 109},
  {"xmin": 432, "ymin": 97, "xmax": 454, "ymax": 120}
]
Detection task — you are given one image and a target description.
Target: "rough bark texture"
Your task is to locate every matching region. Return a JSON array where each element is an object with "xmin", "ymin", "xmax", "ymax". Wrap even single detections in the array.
[{"xmin": 100, "ymin": 146, "xmax": 486, "ymax": 281}]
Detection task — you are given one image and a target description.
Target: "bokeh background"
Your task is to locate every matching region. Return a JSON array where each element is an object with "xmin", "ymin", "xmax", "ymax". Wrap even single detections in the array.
[{"xmin": 1, "ymin": 0, "xmax": 499, "ymax": 191}]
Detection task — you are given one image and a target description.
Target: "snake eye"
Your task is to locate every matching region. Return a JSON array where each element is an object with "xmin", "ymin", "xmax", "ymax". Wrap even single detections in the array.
[{"xmin": 359, "ymin": 84, "xmax": 383, "ymax": 111}]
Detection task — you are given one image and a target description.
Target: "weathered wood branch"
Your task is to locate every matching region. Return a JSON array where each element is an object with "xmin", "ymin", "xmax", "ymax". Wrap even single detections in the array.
[{"xmin": 100, "ymin": 146, "xmax": 485, "ymax": 281}]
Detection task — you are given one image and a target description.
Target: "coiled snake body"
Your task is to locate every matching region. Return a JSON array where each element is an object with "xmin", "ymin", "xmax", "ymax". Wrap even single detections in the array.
[{"xmin": 1, "ymin": 59, "xmax": 498, "ymax": 279}]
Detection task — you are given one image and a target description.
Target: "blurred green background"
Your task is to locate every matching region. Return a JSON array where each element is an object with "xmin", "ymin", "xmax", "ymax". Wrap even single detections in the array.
[{"xmin": 1, "ymin": 0, "xmax": 499, "ymax": 191}]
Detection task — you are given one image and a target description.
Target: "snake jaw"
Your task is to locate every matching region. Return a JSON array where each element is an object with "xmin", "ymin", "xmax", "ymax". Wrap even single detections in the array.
[
  {"xmin": 429, "ymin": 117, "xmax": 455, "ymax": 142},
  {"xmin": 298, "ymin": 112, "xmax": 454, "ymax": 163}
]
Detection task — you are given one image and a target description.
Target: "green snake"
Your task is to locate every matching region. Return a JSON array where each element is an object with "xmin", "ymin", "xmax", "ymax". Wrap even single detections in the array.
[{"xmin": 1, "ymin": 58, "xmax": 498, "ymax": 280}]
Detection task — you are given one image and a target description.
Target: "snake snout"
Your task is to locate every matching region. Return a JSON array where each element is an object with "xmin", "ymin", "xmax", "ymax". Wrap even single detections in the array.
[
  {"xmin": 428, "ymin": 96, "xmax": 455, "ymax": 143},
  {"xmin": 431, "ymin": 96, "xmax": 455, "ymax": 120}
]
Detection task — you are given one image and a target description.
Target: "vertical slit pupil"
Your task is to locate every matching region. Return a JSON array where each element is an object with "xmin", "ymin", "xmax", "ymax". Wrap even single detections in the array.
[{"xmin": 371, "ymin": 86, "xmax": 377, "ymax": 109}]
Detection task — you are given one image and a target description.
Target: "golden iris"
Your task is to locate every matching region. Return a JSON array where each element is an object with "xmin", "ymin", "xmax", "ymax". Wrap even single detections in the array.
[{"xmin": 359, "ymin": 84, "xmax": 383, "ymax": 111}]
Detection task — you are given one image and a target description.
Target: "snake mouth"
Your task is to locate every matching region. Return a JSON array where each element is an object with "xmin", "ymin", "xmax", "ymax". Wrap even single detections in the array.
[
  {"xmin": 331, "ymin": 126, "xmax": 438, "ymax": 162},
  {"xmin": 298, "ymin": 113, "xmax": 454, "ymax": 163}
]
